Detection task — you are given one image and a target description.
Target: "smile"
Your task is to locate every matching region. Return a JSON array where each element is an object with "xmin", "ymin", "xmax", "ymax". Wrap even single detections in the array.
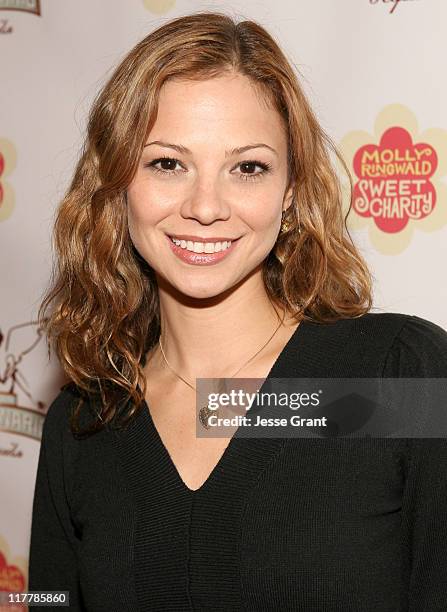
[
  {"xmin": 170, "ymin": 236, "xmax": 233, "ymax": 253},
  {"xmin": 165, "ymin": 234, "xmax": 240, "ymax": 266}
]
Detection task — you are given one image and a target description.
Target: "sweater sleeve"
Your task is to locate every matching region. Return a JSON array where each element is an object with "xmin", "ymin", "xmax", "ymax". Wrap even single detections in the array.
[
  {"xmin": 28, "ymin": 389, "xmax": 84, "ymax": 610},
  {"xmin": 383, "ymin": 314, "xmax": 447, "ymax": 611}
]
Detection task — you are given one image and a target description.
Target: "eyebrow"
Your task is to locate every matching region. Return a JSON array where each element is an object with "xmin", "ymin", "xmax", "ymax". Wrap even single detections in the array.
[{"xmin": 143, "ymin": 140, "xmax": 278, "ymax": 157}]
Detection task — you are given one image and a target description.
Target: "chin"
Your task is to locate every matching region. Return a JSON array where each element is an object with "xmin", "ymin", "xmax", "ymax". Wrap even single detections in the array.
[{"xmin": 161, "ymin": 272, "xmax": 241, "ymax": 301}]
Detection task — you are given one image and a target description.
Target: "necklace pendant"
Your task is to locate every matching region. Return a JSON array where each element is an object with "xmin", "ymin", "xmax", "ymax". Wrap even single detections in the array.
[{"xmin": 199, "ymin": 404, "xmax": 218, "ymax": 429}]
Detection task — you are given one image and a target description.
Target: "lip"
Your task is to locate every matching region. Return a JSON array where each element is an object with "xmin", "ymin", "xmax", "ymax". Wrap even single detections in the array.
[
  {"xmin": 167, "ymin": 233, "xmax": 240, "ymax": 243},
  {"xmin": 165, "ymin": 234, "xmax": 240, "ymax": 266}
]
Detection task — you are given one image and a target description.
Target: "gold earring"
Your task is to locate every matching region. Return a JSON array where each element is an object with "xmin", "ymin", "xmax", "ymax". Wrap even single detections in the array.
[
  {"xmin": 280, "ymin": 208, "xmax": 301, "ymax": 235},
  {"xmin": 280, "ymin": 209, "xmax": 291, "ymax": 233}
]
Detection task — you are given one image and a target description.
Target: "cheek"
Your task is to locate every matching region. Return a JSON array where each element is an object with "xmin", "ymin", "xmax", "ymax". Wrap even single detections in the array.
[
  {"xmin": 257, "ymin": 206, "xmax": 280, "ymax": 228},
  {"xmin": 126, "ymin": 200, "xmax": 160, "ymax": 268},
  {"xmin": 126, "ymin": 191, "xmax": 158, "ymax": 255},
  {"xmin": 126, "ymin": 184, "xmax": 163, "ymax": 233},
  {"xmin": 127, "ymin": 202, "xmax": 146, "ymax": 249},
  {"xmin": 246, "ymin": 192, "xmax": 282, "ymax": 233},
  {"xmin": 127, "ymin": 201, "xmax": 151, "ymax": 228},
  {"xmin": 127, "ymin": 176, "xmax": 177, "ymax": 226}
]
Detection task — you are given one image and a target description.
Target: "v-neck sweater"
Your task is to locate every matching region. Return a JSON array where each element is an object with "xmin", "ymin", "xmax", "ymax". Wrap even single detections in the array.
[{"xmin": 28, "ymin": 312, "xmax": 447, "ymax": 611}]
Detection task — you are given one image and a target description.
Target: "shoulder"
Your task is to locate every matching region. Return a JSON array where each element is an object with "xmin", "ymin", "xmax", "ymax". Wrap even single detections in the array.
[
  {"xmin": 346, "ymin": 310, "xmax": 445, "ymax": 335},
  {"xmin": 42, "ymin": 382, "xmax": 83, "ymax": 439},
  {"xmin": 300, "ymin": 311, "xmax": 447, "ymax": 377},
  {"xmin": 379, "ymin": 313, "xmax": 447, "ymax": 377},
  {"xmin": 43, "ymin": 381, "xmax": 116, "ymax": 443},
  {"xmin": 344, "ymin": 311, "xmax": 447, "ymax": 377}
]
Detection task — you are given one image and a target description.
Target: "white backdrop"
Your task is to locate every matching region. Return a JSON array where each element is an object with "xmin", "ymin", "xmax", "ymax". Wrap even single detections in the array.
[{"xmin": 0, "ymin": 0, "xmax": 446, "ymax": 600}]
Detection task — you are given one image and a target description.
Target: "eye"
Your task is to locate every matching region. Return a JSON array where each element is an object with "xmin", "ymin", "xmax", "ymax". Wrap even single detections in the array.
[
  {"xmin": 144, "ymin": 156, "xmax": 185, "ymax": 176},
  {"xmin": 143, "ymin": 156, "xmax": 272, "ymax": 182},
  {"xmin": 234, "ymin": 160, "xmax": 272, "ymax": 182}
]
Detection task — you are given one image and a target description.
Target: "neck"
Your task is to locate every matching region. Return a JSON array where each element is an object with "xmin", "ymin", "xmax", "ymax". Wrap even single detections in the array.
[{"xmin": 145, "ymin": 270, "xmax": 296, "ymax": 381}]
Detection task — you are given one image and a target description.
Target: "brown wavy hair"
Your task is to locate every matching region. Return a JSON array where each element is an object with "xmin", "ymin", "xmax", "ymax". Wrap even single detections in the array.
[{"xmin": 38, "ymin": 11, "xmax": 373, "ymax": 436}]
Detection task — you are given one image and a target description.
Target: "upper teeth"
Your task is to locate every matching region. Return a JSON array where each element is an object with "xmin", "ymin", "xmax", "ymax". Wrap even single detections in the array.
[{"xmin": 170, "ymin": 237, "xmax": 232, "ymax": 253}]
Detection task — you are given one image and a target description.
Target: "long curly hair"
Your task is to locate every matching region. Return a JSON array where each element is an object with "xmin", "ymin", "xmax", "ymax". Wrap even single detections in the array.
[{"xmin": 38, "ymin": 11, "xmax": 373, "ymax": 436}]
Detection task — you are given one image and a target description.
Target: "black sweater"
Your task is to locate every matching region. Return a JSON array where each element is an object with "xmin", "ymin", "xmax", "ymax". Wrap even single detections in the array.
[{"xmin": 28, "ymin": 312, "xmax": 447, "ymax": 611}]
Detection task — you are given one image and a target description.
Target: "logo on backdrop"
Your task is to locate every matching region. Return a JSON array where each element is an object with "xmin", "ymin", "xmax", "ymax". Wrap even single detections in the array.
[
  {"xmin": 0, "ymin": 538, "xmax": 27, "ymax": 601},
  {"xmin": 0, "ymin": 321, "xmax": 47, "ymax": 443},
  {"xmin": 0, "ymin": 0, "xmax": 40, "ymax": 15},
  {"xmin": 353, "ymin": 127, "xmax": 436, "ymax": 233},
  {"xmin": 0, "ymin": 139, "xmax": 16, "ymax": 221},
  {"xmin": 339, "ymin": 104, "xmax": 447, "ymax": 254},
  {"xmin": 369, "ymin": 0, "xmax": 421, "ymax": 14}
]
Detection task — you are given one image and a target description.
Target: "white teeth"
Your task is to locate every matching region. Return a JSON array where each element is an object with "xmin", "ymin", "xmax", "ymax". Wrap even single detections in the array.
[{"xmin": 170, "ymin": 237, "xmax": 232, "ymax": 253}]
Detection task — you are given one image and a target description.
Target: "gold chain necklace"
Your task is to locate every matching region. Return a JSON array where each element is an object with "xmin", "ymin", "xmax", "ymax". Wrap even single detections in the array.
[{"xmin": 158, "ymin": 310, "xmax": 286, "ymax": 429}]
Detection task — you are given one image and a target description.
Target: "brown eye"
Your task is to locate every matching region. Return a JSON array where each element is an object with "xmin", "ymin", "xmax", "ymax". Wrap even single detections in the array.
[
  {"xmin": 157, "ymin": 158, "xmax": 178, "ymax": 171},
  {"xmin": 240, "ymin": 162, "xmax": 258, "ymax": 174},
  {"xmin": 144, "ymin": 156, "xmax": 184, "ymax": 175},
  {"xmin": 236, "ymin": 160, "xmax": 272, "ymax": 182}
]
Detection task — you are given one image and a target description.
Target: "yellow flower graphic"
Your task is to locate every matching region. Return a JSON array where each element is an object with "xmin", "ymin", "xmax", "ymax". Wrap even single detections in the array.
[{"xmin": 142, "ymin": 0, "xmax": 176, "ymax": 14}]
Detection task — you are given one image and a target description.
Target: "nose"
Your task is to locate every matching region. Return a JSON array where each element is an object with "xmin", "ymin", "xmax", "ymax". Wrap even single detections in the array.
[{"xmin": 179, "ymin": 173, "xmax": 231, "ymax": 226}]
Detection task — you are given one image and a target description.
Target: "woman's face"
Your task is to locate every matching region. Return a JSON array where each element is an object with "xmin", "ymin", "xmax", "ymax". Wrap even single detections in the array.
[{"xmin": 127, "ymin": 71, "xmax": 293, "ymax": 299}]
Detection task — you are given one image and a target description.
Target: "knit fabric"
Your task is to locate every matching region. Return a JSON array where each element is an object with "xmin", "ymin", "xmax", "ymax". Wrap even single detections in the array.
[{"xmin": 28, "ymin": 312, "xmax": 447, "ymax": 611}]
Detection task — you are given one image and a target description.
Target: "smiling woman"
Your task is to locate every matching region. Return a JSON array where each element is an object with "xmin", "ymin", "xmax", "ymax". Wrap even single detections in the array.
[
  {"xmin": 126, "ymin": 73, "xmax": 294, "ymax": 279},
  {"xmin": 28, "ymin": 10, "xmax": 447, "ymax": 612}
]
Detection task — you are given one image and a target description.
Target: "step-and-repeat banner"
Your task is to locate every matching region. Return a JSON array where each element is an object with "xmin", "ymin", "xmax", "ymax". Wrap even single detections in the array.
[{"xmin": 1, "ymin": 0, "xmax": 446, "ymax": 603}]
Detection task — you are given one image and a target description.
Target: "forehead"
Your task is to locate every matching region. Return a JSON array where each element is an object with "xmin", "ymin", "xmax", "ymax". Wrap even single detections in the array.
[{"xmin": 150, "ymin": 73, "xmax": 286, "ymax": 142}]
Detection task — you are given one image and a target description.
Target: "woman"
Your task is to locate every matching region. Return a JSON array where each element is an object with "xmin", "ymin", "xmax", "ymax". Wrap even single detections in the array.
[{"xmin": 28, "ymin": 11, "xmax": 447, "ymax": 611}]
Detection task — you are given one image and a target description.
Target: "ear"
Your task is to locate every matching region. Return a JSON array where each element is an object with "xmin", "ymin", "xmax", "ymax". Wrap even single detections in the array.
[{"xmin": 282, "ymin": 183, "xmax": 294, "ymax": 214}]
